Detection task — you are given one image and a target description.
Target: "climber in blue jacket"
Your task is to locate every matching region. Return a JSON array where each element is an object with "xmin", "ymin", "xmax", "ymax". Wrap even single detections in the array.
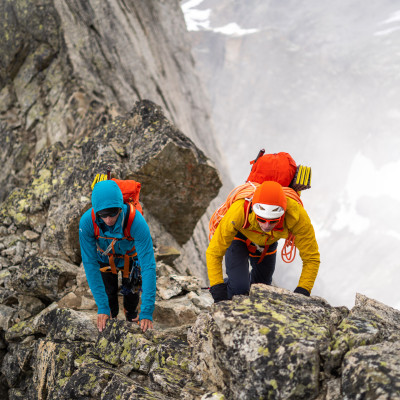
[{"xmin": 79, "ymin": 180, "xmax": 156, "ymax": 332}]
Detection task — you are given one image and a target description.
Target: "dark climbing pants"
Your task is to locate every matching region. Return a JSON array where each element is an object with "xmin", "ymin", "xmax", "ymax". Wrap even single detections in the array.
[
  {"xmin": 100, "ymin": 269, "xmax": 139, "ymax": 321},
  {"xmin": 225, "ymin": 233, "xmax": 278, "ymax": 299}
]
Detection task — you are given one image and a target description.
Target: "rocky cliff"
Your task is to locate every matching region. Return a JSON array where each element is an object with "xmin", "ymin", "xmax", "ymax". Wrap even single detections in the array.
[
  {"xmin": 3, "ymin": 273, "xmax": 400, "ymax": 399},
  {"xmin": 2, "ymin": 0, "xmax": 400, "ymax": 399},
  {"xmin": 0, "ymin": 98, "xmax": 219, "ymax": 398},
  {"xmin": 0, "ymin": 0, "xmax": 222, "ymax": 188},
  {"xmin": 1, "ymin": 81, "xmax": 399, "ymax": 400},
  {"xmin": 0, "ymin": 0, "xmax": 230, "ymax": 282}
]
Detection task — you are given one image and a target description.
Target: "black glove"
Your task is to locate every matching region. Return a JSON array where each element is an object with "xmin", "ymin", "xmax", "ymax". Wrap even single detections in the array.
[
  {"xmin": 210, "ymin": 283, "xmax": 228, "ymax": 303},
  {"xmin": 294, "ymin": 287, "xmax": 310, "ymax": 297}
]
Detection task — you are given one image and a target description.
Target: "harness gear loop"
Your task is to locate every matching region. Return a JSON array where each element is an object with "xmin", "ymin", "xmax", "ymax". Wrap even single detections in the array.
[
  {"xmin": 109, "ymin": 255, "xmax": 118, "ymax": 274},
  {"xmin": 257, "ymin": 237, "xmax": 271, "ymax": 264},
  {"xmin": 92, "ymin": 203, "xmax": 138, "ymax": 275},
  {"xmin": 233, "ymin": 236, "xmax": 277, "ymax": 263},
  {"xmin": 123, "ymin": 254, "xmax": 130, "ymax": 278}
]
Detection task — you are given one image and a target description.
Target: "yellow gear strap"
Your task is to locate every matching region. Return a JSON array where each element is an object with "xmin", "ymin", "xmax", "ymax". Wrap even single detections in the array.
[{"xmin": 91, "ymin": 173, "xmax": 108, "ymax": 190}]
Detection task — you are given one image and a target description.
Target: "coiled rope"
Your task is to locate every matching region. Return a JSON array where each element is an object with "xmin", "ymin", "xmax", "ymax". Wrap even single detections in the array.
[{"xmin": 208, "ymin": 182, "xmax": 303, "ymax": 263}]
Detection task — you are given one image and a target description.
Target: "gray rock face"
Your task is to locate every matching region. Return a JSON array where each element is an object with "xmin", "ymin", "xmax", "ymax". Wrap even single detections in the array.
[
  {"xmin": 0, "ymin": 100, "xmax": 221, "ymax": 271},
  {"xmin": 188, "ymin": 285, "xmax": 400, "ymax": 400},
  {"xmin": 342, "ymin": 341, "xmax": 400, "ymax": 399},
  {"xmin": 2, "ymin": 270, "xmax": 400, "ymax": 399},
  {"xmin": 9, "ymin": 256, "xmax": 79, "ymax": 302},
  {"xmin": 4, "ymin": 305, "xmax": 210, "ymax": 399},
  {"xmin": 4, "ymin": 281, "xmax": 400, "ymax": 399},
  {"xmin": 0, "ymin": 0, "xmax": 226, "ymax": 204},
  {"xmin": 0, "ymin": 95, "xmax": 221, "ymax": 400},
  {"xmin": 0, "ymin": 0, "xmax": 229, "ymax": 284}
]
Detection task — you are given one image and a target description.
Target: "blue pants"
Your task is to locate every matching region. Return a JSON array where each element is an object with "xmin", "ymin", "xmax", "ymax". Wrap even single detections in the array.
[{"xmin": 225, "ymin": 234, "xmax": 278, "ymax": 299}]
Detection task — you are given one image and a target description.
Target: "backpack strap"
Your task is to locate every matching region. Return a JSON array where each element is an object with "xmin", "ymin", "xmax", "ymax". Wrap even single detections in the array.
[
  {"xmin": 91, "ymin": 209, "xmax": 100, "ymax": 238},
  {"xmin": 241, "ymin": 199, "xmax": 252, "ymax": 229},
  {"xmin": 123, "ymin": 203, "xmax": 136, "ymax": 239},
  {"xmin": 234, "ymin": 235, "xmax": 257, "ymax": 253},
  {"xmin": 91, "ymin": 205, "xmax": 137, "ymax": 275},
  {"xmin": 92, "ymin": 204, "xmax": 136, "ymax": 240}
]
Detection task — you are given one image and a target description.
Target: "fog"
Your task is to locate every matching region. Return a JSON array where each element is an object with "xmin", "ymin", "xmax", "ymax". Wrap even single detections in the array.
[{"xmin": 182, "ymin": 0, "xmax": 400, "ymax": 309}]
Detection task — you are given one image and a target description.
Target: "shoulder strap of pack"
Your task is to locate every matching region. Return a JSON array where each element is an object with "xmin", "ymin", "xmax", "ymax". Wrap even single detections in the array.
[
  {"xmin": 91, "ymin": 209, "xmax": 100, "ymax": 238},
  {"xmin": 123, "ymin": 203, "xmax": 136, "ymax": 239},
  {"xmin": 241, "ymin": 200, "xmax": 252, "ymax": 229}
]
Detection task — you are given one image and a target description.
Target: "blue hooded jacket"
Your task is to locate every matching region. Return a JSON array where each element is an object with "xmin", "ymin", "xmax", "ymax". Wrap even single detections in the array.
[{"xmin": 79, "ymin": 180, "xmax": 156, "ymax": 320}]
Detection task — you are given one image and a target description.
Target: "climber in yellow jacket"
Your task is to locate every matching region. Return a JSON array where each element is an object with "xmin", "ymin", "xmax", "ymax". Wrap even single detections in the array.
[{"xmin": 206, "ymin": 181, "xmax": 320, "ymax": 302}]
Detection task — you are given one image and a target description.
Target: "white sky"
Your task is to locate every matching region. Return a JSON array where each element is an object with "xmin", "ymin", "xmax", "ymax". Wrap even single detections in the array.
[
  {"xmin": 181, "ymin": 1, "xmax": 400, "ymax": 310},
  {"xmin": 333, "ymin": 153, "xmax": 400, "ymax": 235}
]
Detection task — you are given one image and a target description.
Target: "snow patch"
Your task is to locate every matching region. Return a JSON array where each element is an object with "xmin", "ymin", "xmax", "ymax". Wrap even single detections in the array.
[
  {"xmin": 181, "ymin": 1, "xmax": 259, "ymax": 36},
  {"xmin": 375, "ymin": 10, "xmax": 400, "ymax": 36},
  {"xmin": 181, "ymin": 0, "xmax": 211, "ymax": 32},
  {"xmin": 374, "ymin": 26, "xmax": 400, "ymax": 36},
  {"xmin": 214, "ymin": 22, "xmax": 259, "ymax": 37},
  {"xmin": 381, "ymin": 10, "xmax": 400, "ymax": 25}
]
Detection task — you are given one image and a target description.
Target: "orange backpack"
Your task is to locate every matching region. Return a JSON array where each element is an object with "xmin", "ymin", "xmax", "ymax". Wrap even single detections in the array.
[
  {"xmin": 247, "ymin": 151, "xmax": 297, "ymax": 186},
  {"xmin": 208, "ymin": 150, "xmax": 311, "ymax": 263},
  {"xmin": 91, "ymin": 172, "xmax": 143, "ymax": 277}
]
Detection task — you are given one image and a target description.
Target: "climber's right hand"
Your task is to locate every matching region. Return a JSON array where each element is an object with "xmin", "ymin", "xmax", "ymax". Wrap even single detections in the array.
[{"xmin": 97, "ymin": 313, "xmax": 110, "ymax": 332}]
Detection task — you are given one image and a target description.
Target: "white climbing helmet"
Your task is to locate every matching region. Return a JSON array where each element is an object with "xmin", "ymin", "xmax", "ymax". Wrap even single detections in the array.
[{"xmin": 253, "ymin": 203, "xmax": 285, "ymax": 220}]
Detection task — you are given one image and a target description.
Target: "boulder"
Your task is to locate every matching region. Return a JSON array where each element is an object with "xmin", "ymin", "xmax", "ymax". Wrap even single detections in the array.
[
  {"xmin": 157, "ymin": 274, "xmax": 202, "ymax": 300},
  {"xmin": 188, "ymin": 284, "xmax": 345, "ymax": 400},
  {"xmin": 16, "ymin": 316, "xmax": 209, "ymax": 400},
  {"xmin": 0, "ymin": 0, "xmax": 225, "ymax": 203},
  {"xmin": 324, "ymin": 292, "xmax": 400, "ymax": 376},
  {"xmin": 0, "ymin": 101, "xmax": 221, "ymax": 266},
  {"xmin": 154, "ymin": 297, "xmax": 200, "ymax": 328},
  {"xmin": 342, "ymin": 341, "xmax": 400, "ymax": 399},
  {"xmin": 0, "ymin": 305, "xmax": 16, "ymax": 331},
  {"xmin": 9, "ymin": 256, "xmax": 79, "ymax": 302},
  {"xmin": 32, "ymin": 339, "xmax": 90, "ymax": 400},
  {"xmin": 2, "ymin": 282, "xmax": 400, "ymax": 399}
]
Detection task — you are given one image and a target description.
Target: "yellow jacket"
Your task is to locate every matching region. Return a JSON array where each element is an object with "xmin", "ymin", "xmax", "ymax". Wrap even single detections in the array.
[{"xmin": 206, "ymin": 197, "xmax": 320, "ymax": 293}]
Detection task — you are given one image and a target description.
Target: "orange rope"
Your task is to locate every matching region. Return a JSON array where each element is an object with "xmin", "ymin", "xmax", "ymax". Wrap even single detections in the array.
[
  {"xmin": 282, "ymin": 187, "xmax": 303, "ymax": 207},
  {"xmin": 208, "ymin": 182, "xmax": 260, "ymax": 240},
  {"xmin": 281, "ymin": 188, "xmax": 302, "ymax": 263},
  {"xmin": 208, "ymin": 183, "xmax": 303, "ymax": 264},
  {"xmin": 282, "ymin": 232, "xmax": 296, "ymax": 263}
]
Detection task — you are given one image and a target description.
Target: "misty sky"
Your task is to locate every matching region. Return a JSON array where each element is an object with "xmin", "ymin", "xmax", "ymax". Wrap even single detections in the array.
[{"xmin": 182, "ymin": 0, "xmax": 400, "ymax": 310}]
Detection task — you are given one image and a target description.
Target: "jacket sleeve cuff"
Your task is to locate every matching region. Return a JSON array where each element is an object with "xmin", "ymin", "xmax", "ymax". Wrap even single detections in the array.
[
  {"xmin": 294, "ymin": 286, "xmax": 310, "ymax": 296},
  {"xmin": 210, "ymin": 283, "xmax": 228, "ymax": 303},
  {"xmin": 139, "ymin": 312, "xmax": 153, "ymax": 321},
  {"xmin": 97, "ymin": 304, "xmax": 111, "ymax": 315}
]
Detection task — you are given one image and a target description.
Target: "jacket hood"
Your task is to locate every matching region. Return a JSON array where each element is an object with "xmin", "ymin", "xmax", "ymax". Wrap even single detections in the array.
[{"xmin": 92, "ymin": 180, "xmax": 123, "ymax": 213}]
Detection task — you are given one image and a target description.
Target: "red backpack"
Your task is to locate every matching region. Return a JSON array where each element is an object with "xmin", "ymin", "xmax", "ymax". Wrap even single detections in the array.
[
  {"xmin": 247, "ymin": 151, "xmax": 297, "ymax": 186},
  {"xmin": 90, "ymin": 173, "xmax": 143, "ymax": 277},
  {"xmin": 208, "ymin": 150, "xmax": 311, "ymax": 263}
]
